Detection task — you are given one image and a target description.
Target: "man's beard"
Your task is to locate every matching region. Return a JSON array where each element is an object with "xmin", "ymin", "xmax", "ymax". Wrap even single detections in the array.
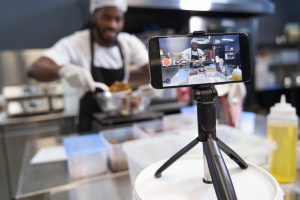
[{"xmin": 95, "ymin": 26, "xmax": 118, "ymax": 45}]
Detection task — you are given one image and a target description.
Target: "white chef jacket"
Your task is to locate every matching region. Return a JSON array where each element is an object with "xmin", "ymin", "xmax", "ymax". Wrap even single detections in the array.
[
  {"xmin": 43, "ymin": 29, "xmax": 149, "ymax": 84},
  {"xmin": 182, "ymin": 48, "xmax": 205, "ymax": 60}
]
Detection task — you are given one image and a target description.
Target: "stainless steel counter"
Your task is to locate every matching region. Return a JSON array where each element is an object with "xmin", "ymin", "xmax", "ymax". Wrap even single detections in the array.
[
  {"xmin": 16, "ymin": 137, "xmax": 132, "ymax": 200},
  {"xmin": 0, "ymin": 112, "xmax": 77, "ymax": 199}
]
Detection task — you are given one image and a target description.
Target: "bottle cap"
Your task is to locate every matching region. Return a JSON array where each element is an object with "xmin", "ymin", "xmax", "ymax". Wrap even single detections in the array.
[{"xmin": 270, "ymin": 95, "xmax": 297, "ymax": 119}]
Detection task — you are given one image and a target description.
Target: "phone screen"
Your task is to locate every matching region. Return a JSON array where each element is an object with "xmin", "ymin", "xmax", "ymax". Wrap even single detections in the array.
[{"xmin": 156, "ymin": 34, "xmax": 245, "ymax": 88}]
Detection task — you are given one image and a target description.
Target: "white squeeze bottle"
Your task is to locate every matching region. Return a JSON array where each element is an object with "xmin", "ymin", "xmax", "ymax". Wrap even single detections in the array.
[{"xmin": 267, "ymin": 95, "xmax": 298, "ymax": 183}]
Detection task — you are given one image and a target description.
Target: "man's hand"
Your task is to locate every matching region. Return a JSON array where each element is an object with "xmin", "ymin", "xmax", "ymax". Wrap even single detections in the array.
[{"xmin": 59, "ymin": 64, "xmax": 96, "ymax": 92}]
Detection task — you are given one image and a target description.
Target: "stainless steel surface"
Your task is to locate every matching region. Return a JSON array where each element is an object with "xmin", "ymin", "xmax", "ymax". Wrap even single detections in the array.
[
  {"xmin": 3, "ymin": 85, "xmax": 46, "ymax": 99},
  {"xmin": 95, "ymin": 90, "xmax": 150, "ymax": 117},
  {"xmin": 50, "ymin": 174, "xmax": 131, "ymax": 200},
  {"xmin": 16, "ymin": 137, "xmax": 131, "ymax": 200},
  {"xmin": 127, "ymin": 0, "xmax": 275, "ymax": 15},
  {"xmin": 0, "ymin": 49, "xmax": 45, "ymax": 93},
  {"xmin": 0, "ymin": 130, "xmax": 10, "ymax": 200},
  {"xmin": 1, "ymin": 112, "xmax": 77, "ymax": 198},
  {"xmin": 3, "ymin": 83, "xmax": 65, "ymax": 117},
  {"xmin": 6, "ymin": 98, "xmax": 50, "ymax": 117},
  {"xmin": 5, "ymin": 122, "xmax": 61, "ymax": 198},
  {"xmin": 94, "ymin": 92, "xmax": 124, "ymax": 114}
]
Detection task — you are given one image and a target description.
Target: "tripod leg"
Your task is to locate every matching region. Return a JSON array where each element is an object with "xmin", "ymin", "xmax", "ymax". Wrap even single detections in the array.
[
  {"xmin": 217, "ymin": 138, "xmax": 248, "ymax": 169},
  {"xmin": 203, "ymin": 138, "xmax": 237, "ymax": 200},
  {"xmin": 203, "ymin": 152, "xmax": 212, "ymax": 184},
  {"xmin": 154, "ymin": 137, "xmax": 199, "ymax": 178}
]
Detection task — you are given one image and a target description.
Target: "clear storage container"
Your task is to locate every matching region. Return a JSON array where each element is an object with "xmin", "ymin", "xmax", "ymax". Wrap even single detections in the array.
[
  {"xmin": 101, "ymin": 126, "xmax": 147, "ymax": 172},
  {"xmin": 123, "ymin": 134, "xmax": 188, "ymax": 185},
  {"xmin": 163, "ymin": 113, "xmax": 197, "ymax": 130},
  {"xmin": 63, "ymin": 134, "xmax": 107, "ymax": 179},
  {"xmin": 133, "ymin": 119, "xmax": 178, "ymax": 137},
  {"xmin": 123, "ymin": 124, "xmax": 276, "ymax": 185}
]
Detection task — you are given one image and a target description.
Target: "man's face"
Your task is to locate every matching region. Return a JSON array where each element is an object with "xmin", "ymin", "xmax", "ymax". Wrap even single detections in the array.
[
  {"xmin": 191, "ymin": 42, "xmax": 198, "ymax": 51},
  {"xmin": 93, "ymin": 6, "xmax": 124, "ymax": 46}
]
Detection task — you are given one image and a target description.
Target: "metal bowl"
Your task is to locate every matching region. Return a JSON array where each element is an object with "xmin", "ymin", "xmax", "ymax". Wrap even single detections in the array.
[{"xmin": 94, "ymin": 90, "xmax": 149, "ymax": 116}]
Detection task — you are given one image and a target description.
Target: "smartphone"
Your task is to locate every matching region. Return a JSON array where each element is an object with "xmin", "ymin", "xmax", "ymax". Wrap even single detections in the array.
[{"xmin": 148, "ymin": 32, "xmax": 251, "ymax": 89}]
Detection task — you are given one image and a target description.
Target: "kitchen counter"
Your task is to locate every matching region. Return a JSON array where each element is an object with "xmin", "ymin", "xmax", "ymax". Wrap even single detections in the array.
[
  {"xmin": 16, "ymin": 136, "xmax": 131, "ymax": 200},
  {"xmin": 0, "ymin": 111, "xmax": 78, "ymax": 199},
  {"xmin": 15, "ymin": 113, "xmax": 299, "ymax": 200}
]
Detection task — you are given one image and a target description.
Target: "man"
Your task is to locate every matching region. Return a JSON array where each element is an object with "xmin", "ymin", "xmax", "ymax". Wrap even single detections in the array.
[
  {"xmin": 28, "ymin": 0, "xmax": 149, "ymax": 133},
  {"xmin": 180, "ymin": 38, "xmax": 205, "ymax": 68}
]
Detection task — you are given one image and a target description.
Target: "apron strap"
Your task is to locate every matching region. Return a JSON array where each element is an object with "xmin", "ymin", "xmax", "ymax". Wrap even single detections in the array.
[
  {"xmin": 191, "ymin": 48, "xmax": 199, "ymax": 60},
  {"xmin": 89, "ymin": 28, "xmax": 125, "ymax": 84},
  {"xmin": 78, "ymin": 29, "xmax": 126, "ymax": 133}
]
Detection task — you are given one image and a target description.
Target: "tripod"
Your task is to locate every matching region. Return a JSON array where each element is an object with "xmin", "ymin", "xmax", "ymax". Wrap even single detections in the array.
[{"xmin": 154, "ymin": 85, "xmax": 248, "ymax": 200}]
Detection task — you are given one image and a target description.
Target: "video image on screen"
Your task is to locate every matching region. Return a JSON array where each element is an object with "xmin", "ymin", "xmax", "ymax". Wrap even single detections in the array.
[{"xmin": 159, "ymin": 35, "xmax": 242, "ymax": 87}]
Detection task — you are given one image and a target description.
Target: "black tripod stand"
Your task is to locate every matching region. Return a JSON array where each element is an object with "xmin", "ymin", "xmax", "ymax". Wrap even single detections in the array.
[{"xmin": 154, "ymin": 85, "xmax": 248, "ymax": 200}]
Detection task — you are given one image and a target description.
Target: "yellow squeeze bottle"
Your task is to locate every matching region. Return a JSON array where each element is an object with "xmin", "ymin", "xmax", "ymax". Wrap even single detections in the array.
[{"xmin": 267, "ymin": 95, "xmax": 298, "ymax": 183}]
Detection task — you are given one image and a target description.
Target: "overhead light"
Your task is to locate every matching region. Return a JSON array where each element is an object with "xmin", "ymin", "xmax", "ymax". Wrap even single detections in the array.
[
  {"xmin": 215, "ymin": 40, "xmax": 221, "ymax": 44},
  {"xmin": 180, "ymin": 0, "xmax": 212, "ymax": 11},
  {"xmin": 221, "ymin": 38, "xmax": 234, "ymax": 42},
  {"xmin": 189, "ymin": 16, "xmax": 207, "ymax": 33}
]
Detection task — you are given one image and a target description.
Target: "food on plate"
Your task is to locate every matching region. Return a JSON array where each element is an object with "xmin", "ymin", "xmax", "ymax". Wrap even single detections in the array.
[
  {"xmin": 198, "ymin": 68, "xmax": 206, "ymax": 73},
  {"xmin": 109, "ymin": 81, "xmax": 131, "ymax": 92},
  {"xmin": 189, "ymin": 71, "xmax": 198, "ymax": 76}
]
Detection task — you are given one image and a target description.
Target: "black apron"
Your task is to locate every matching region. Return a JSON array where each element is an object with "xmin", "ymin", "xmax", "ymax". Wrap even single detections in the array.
[
  {"xmin": 78, "ymin": 29, "xmax": 125, "ymax": 133},
  {"xmin": 190, "ymin": 49, "xmax": 199, "ymax": 67},
  {"xmin": 191, "ymin": 49, "xmax": 199, "ymax": 60}
]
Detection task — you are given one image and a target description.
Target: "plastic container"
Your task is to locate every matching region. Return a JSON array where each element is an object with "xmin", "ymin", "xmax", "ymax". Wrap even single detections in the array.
[
  {"xmin": 122, "ymin": 134, "xmax": 189, "ymax": 185},
  {"xmin": 177, "ymin": 124, "xmax": 276, "ymax": 166},
  {"xmin": 124, "ymin": 124, "xmax": 276, "ymax": 185},
  {"xmin": 134, "ymin": 156, "xmax": 284, "ymax": 200},
  {"xmin": 100, "ymin": 126, "xmax": 147, "ymax": 172},
  {"xmin": 162, "ymin": 113, "xmax": 197, "ymax": 130},
  {"xmin": 217, "ymin": 125, "xmax": 276, "ymax": 166},
  {"xmin": 133, "ymin": 119, "xmax": 178, "ymax": 137},
  {"xmin": 63, "ymin": 134, "xmax": 108, "ymax": 179},
  {"xmin": 267, "ymin": 95, "xmax": 298, "ymax": 183}
]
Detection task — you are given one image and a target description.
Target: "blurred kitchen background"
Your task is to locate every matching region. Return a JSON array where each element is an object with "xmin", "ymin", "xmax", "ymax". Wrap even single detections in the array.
[
  {"xmin": 0, "ymin": 0, "xmax": 299, "ymax": 114},
  {"xmin": 0, "ymin": 0, "xmax": 299, "ymax": 199}
]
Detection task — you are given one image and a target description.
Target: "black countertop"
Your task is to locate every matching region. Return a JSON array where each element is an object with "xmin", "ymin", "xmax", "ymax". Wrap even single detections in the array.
[{"xmin": 0, "ymin": 112, "xmax": 77, "ymax": 126}]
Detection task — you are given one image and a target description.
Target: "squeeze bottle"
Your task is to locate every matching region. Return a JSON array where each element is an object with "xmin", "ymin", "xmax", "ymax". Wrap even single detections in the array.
[
  {"xmin": 267, "ymin": 95, "xmax": 298, "ymax": 183},
  {"xmin": 231, "ymin": 67, "xmax": 242, "ymax": 81}
]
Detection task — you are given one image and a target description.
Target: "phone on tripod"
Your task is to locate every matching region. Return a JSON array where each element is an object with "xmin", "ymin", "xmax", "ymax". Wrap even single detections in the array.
[{"xmin": 148, "ymin": 32, "xmax": 251, "ymax": 89}]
